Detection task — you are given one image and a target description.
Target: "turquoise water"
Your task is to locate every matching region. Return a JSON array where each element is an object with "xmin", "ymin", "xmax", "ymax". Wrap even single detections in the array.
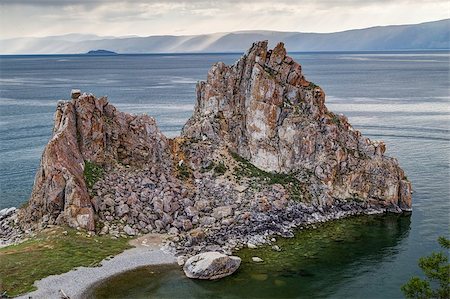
[{"xmin": 0, "ymin": 51, "xmax": 449, "ymax": 297}]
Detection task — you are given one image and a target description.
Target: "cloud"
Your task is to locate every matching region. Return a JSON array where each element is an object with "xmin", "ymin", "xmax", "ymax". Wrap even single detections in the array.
[{"xmin": 0, "ymin": 0, "xmax": 448, "ymax": 39}]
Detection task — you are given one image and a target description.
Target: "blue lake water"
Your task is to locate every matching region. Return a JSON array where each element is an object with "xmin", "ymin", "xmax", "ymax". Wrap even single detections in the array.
[{"xmin": 0, "ymin": 51, "xmax": 449, "ymax": 298}]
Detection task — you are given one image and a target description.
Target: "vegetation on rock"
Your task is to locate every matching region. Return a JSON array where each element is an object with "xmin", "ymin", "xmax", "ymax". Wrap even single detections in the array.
[
  {"xmin": 84, "ymin": 160, "xmax": 104, "ymax": 190},
  {"xmin": 230, "ymin": 151, "xmax": 309, "ymax": 201},
  {"xmin": 401, "ymin": 237, "xmax": 450, "ymax": 299}
]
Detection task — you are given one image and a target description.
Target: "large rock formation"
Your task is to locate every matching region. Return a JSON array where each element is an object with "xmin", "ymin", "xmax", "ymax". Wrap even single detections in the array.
[
  {"xmin": 8, "ymin": 41, "xmax": 411, "ymax": 254},
  {"xmin": 20, "ymin": 94, "xmax": 171, "ymax": 230},
  {"xmin": 182, "ymin": 41, "xmax": 411, "ymax": 211}
]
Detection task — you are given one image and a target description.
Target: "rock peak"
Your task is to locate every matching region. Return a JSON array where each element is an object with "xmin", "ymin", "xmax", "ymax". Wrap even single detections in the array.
[{"xmin": 182, "ymin": 41, "xmax": 411, "ymax": 210}]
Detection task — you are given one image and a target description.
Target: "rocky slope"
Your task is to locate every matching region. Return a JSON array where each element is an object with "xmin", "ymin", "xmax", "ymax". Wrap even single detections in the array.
[{"xmin": 3, "ymin": 41, "xmax": 411, "ymax": 255}]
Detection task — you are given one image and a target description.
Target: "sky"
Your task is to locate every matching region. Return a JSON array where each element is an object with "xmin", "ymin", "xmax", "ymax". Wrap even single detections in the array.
[{"xmin": 0, "ymin": 0, "xmax": 448, "ymax": 39}]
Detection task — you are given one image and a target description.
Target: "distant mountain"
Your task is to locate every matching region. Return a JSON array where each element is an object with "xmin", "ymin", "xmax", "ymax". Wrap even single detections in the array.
[
  {"xmin": 1, "ymin": 19, "xmax": 448, "ymax": 54},
  {"xmin": 86, "ymin": 49, "xmax": 118, "ymax": 55}
]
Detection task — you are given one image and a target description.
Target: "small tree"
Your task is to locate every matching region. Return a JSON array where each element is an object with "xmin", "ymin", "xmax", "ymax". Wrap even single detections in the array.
[{"xmin": 402, "ymin": 237, "xmax": 450, "ymax": 299}]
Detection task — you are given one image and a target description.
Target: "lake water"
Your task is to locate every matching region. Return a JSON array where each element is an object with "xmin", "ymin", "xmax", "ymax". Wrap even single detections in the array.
[{"xmin": 0, "ymin": 51, "xmax": 449, "ymax": 298}]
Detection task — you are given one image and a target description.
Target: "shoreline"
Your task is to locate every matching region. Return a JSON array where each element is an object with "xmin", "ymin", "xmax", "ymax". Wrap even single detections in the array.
[
  {"xmin": 14, "ymin": 208, "xmax": 392, "ymax": 299},
  {"xmin": 16, "ymin": 234, "xmax": 176, "ymax": 299}
]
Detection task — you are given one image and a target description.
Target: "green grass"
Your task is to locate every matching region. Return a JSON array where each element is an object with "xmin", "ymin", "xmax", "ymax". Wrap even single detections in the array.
[
  {"xmin": 0, "ymin": 226, "xmax": 131, "ymax": 297},
  {"xmin": 84, "ymin": 160, "xmax": 104, "ymax": 190},
  {"xmin": 230, "ymin": 151, "xmax": 310, "ymax": 201},
  {"xmin": 213, "ymin": 161, "xmax": 228, "ymax": 176},
  {"xmin": 177, "ymin": 162, "xmax": 192, "ymax": 180},
  {"xmin": 199, "ymin": 161, "xmax": 228, "ymax": 176}
]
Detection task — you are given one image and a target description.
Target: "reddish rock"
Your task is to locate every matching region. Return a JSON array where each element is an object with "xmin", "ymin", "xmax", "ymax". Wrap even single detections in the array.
[{"xmin": 20, "ymin": 93, "xmax": 172, "ymax": 230}]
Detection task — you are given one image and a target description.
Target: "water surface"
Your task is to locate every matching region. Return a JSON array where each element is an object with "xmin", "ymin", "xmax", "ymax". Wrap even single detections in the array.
[{"xmin": 89, "ymin": 215, "xmax": 412, "ymax": 299}]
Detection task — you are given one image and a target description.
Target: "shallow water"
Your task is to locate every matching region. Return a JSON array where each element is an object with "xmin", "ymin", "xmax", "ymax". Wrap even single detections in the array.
[
  {"xmin": 88, "ymin": 215, "xmax": 412, "ymax": 299},
  {"xmin": 0, "ymin": 51, "xmax": 449, "ymax": 298}
]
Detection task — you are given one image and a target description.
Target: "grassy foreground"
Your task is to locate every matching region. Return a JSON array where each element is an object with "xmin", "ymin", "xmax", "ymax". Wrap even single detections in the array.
[{"xmin": 0, "ymin": 226, "xmax": 131, "ymax": 297}]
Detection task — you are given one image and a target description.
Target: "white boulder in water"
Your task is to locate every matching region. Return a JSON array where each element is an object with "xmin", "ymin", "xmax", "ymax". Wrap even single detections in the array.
[{"xmin": 183, "ymin": 251, "xmax": 241, "ymax": 280}]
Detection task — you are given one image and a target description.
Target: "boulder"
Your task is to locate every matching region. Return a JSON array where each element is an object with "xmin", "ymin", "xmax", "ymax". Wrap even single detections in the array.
[
  {"xmin": 115, "ymin": 204, "xmax": 129, "ymax": 217},
  {"xmin": 183, "ymin": 252, "xmax": 241, "ymax": 280},
  {"xmin": 212, "ymin": 206, "xmax": 233, "ymax": 219},
  {"xmin": 123, "ymin": 225, "xmax": 135, "ymax": 236}
]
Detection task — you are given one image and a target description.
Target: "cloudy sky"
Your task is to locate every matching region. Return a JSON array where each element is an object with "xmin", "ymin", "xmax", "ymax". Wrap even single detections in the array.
[{"xmin": 0, "ymin": 0, "xmax": 448, "ymax": 39}]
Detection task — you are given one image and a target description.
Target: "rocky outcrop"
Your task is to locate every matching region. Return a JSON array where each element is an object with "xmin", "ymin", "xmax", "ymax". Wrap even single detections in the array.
[
  {"xmin": 182, "ymin": 41, "xmax": 411, "ymax": 211},
  {"xmin": 5, "ymin": 41, "xmax": 411, "ymax": 256},
  {"xmin": 183, "ymin": 251, "xmax": 241, "ymax": 280},
  {"xmin": 19, "ymin": 93, "xmax": 171, "ymax": 230},
  {"xmin": 0, "ymin": 207, "xmax": 22, "ymax": 247}
]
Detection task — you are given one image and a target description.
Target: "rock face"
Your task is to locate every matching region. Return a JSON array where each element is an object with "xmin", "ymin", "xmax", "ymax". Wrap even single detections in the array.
[
  {"xmin": 183, "ymin": 251, "xmax": 241, "ymax": 280},
  {"xmin": 182, "ymin": 41, "xmax": 411, "ymax": 211},
  {"xmin": 7, "ymin": 41, "xmax": 412, "ymax": 254},
  {"xmin": 20, "ymin": 94, "xmax": 171, "ymax": 230}
]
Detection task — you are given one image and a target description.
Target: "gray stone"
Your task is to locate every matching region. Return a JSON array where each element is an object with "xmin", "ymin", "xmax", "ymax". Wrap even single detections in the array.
[
  {"xmin": 185, "ymin": 206, "xmax": 199, "ymax": 217},
  {"xmin": 247, "ymin": 243, "xmax": 257, "ymax": 249},
  {"xmin": 212, "ymin": 206, "xmax": 233, "ymax": 219},
  {"xmin": 200, "ymin": 216, "xmax": 216, "ymax": 226},
  {"xmin": 252, "ymin": 257, "xmax": 264, "ymax": 263},
  {"xmin": 154, "ymin": 220, "xmax": 165, "ymax": 231},
  {"xmin": 115, "ymin": 204, "xmax": 129, "ymax": 217},
  {"xmin": 123, "ymin": 225, "xmax": 135, "ymax": 236},
  {"xmin": 183, "ymin": 252, "xmax": 241, "ymax": 280},
  {"xmin": 182, "ymin": 219, "xmax": 193, "ymax": 231}
]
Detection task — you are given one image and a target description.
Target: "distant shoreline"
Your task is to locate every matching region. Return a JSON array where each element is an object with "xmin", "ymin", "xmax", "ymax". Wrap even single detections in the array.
[{"xmin": 0, "ymin": 49, "xmax": 449, "ymax": 57}]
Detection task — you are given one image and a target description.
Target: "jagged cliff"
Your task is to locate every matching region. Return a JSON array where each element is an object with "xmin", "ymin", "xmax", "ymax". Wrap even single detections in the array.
[
  {"xmin": 20, "ymin": 94, "xmax": 171, "ymax": 231},
  {"xmin": 7, "ymin": 41, "xmax": 411, "ymax": 253},
  {"xmin": 183, "ymin": 41, "xmax": 411, "ymax": 211}
]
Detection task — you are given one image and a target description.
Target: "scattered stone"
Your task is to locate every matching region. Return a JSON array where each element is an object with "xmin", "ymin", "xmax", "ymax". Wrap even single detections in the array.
[
  {"xmin": 168, "ymin": 227, "xmax": 179, "ymax": 235},
  {"xmin": 247, "ymin": 243, "xmax": 257, "ymax": 249},
  {"xmin": 116, "ymin": 204, "xmax": 130, "ymax": 217},
  {"xmin": 252, "ymin": 257, "xmax": 264, "ymax": 263},
  {"xmin": 212, "ymin": 206, "xmax": 233, "ymax": 219},
  {"xmin": 177, "ymin": 255, "xmax": 186, "ymax": 266},
  {"xmin": 123, "ymin": 225, "xmax": 135, "ymax": 236},
  {"xmin": 272, "ymin": 245, "xmax": 281, "ymax": 252}
]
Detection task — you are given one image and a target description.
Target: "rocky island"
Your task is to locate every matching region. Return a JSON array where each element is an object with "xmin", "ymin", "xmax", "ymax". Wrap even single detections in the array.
[
  {"xmin": 86, "ymin": 49, "xmax": 118, "ymax": 55},
  {"xmin": 0, "ymin": 41, "xmax": 411, "ymax": 283}
]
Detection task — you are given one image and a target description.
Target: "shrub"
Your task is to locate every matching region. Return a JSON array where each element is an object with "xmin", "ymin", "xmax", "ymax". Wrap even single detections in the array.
[
  {"xmin": 84, "ymin": 160, "xmax": 104, "ymax": 190},
  {"xmin": 401, "ymin": 237, "xmax": 450, "ymax": 299}
]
